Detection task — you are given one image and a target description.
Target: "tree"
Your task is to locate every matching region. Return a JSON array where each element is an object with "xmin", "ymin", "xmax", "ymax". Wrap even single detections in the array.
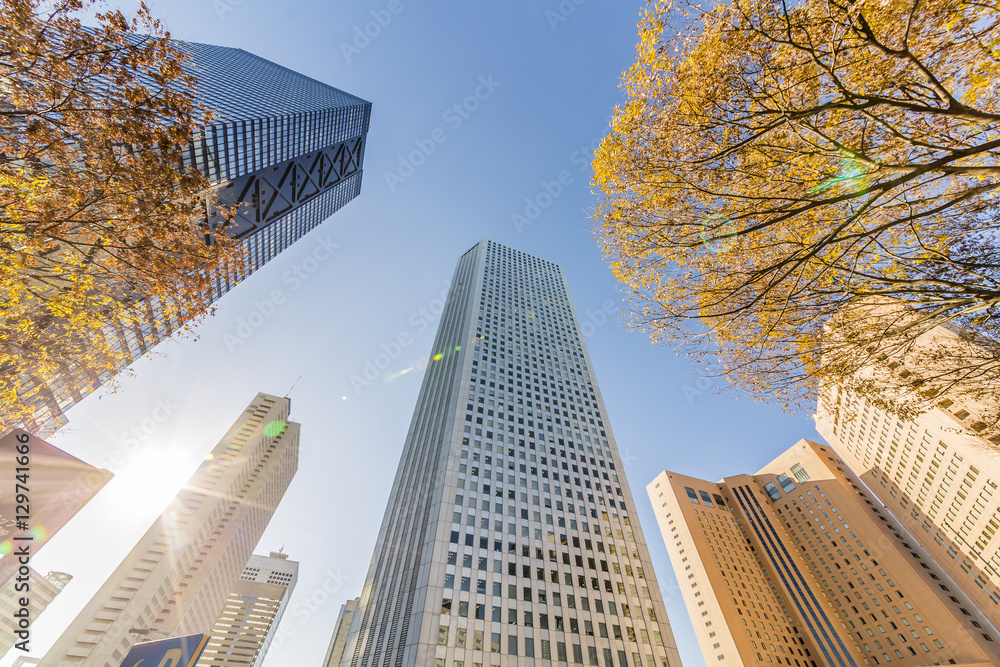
[
  {"xmin": 1, "ymin": 0, "xmax": 242, "ymax": 433},
  {"xmin": 593, "ymin": 0, "xmax": 1000, "ymax": 415}
]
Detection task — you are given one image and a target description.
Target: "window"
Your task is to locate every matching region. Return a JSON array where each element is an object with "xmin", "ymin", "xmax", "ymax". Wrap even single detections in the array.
[
  {"xmin": 685, "ymin": 487, "xmax": 700, "ymax": 504},
  {"xmin": 791, "ymin": 463, "xmax": 810, "ymax": 483},
  {"xmin": 777, "ymin": 473, "xmax": 795, "ymax": 493},
  {"xmin": 763, "ymin": 482, "xmax": 781, "ymax": 501}
]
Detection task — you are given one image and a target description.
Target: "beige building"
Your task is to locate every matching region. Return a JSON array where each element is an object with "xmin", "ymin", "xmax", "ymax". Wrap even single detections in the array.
[
  {"xmin": 0, "ymin": 569, "xmax": 71, "ymax": 659},
  {"xmin": 322, "ymin": 597, "xmax": 359, "ymax": 667},
  {"xmin": 817, "ymin": 379, "xmax": 1000, "ymax": 629},
  {"xmin": 648, "ymin": 439, "xmax": 1000, "ymax": 666},
  {"xmin": 39, "ymin": 393, "xmax": 299, "ymax": 667},
  {"xmin": 196, "ymin": 550, "xmax": 299, "ymax": 667}
]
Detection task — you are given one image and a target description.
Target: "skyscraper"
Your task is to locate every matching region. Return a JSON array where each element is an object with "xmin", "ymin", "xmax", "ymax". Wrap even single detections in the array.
[
  {"xmin": 324, "ymin": 598, "xmax": 361, "ymax": 667},
  {"xmin": 648, "ymin": 439, "xmax": 1000, "ymax": 666},
  {"xmin": 39, "ymin": 393, "xmax": 299, "ymax": 667},
  {"xmin": 341, "ymin": 240, "xmax": 682, "ymax": 667},
  {"xmin": 0, "ymin": 569, "xmax": 71, "ymax": 659},
  {"xmin": 21, "ymin": 42, "xmax": 371, "ymax": 436},
  {"xmin": 196, "ymin": 550, "xmax": 300, "ymax": 667},
  {"xmin": 816, "ymin": 361, "xmax": 1000, "ymax": 629}
]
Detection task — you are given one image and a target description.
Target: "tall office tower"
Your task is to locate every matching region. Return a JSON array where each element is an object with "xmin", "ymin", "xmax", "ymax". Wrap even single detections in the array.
[
  {"xmin": 20, "ymin": 42, "xmax": 371, "ymax": 437},
  {"xmin": 39, "ymin": 393, "xmax": 299, "ymax": 667},
  {"xmin": 648, "ymin": 439, "xmax": 1000, "ymax": 667},
  {"xmin": 196, "ymin": 550, "xmax": 300, "ymax": 667},
  {"xmin": 817, "ymin": 362, "xmax": 1000, "ymax": 628},
  {"xmin": 324, "ymin": 598, "xmax": 361, "ymax": 667},
  {"xmin": 342, "ymin": 240, "xmax": 682, "ymax": 667},
  {"xmin": 0, "ymin": 570, "xmax": 71, "ymax": 659}
]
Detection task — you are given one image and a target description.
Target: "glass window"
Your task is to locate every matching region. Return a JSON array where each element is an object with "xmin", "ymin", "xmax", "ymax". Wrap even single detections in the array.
[
  {"xmin": 791, "ymin": 463, "xmax": 810, "ymax": 483},
  {"xmin": 777, "ymin": 473, "xmax": 795, "ymax": 493}
]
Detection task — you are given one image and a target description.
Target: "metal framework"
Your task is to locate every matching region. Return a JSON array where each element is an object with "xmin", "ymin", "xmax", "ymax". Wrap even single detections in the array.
[{"xmin": 208, "ymin": 135, "xmax": 365, "ymax": 242}]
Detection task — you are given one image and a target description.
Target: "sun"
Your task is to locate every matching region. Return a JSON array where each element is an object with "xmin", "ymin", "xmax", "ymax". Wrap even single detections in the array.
[{"xmin": 111, "ymin": 448, "xmax": 201, "ymax": 520}]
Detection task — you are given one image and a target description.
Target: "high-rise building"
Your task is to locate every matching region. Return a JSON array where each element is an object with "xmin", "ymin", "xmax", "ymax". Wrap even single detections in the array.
[
  {"xmin": 0, "ymin": 570, "xmax": 71, "ymax": 659},
  {"xmin": 341, "ymin": 240, "xmax": 683, "ymax": 667},
  {"xmin": 39, "ymin": 393, "xmax": 299, "ymax": 667},
  {"xmin": 816, "ymin": 367, "xmax": 1000, "ymax": 629},
  {"xmin": 20, "ymin": 42, "xmax": 371, "ymax": 436},
  {"xmin": 323, "ymin": 598, "xmax": 360, "ymax": 667},
  {"xmin": 196, "ymin": 550, "xmax": 299, "ymax": 667},
  {"xmin": 648, "ymin": 439, "xmax": 1000, "ymax": 667}
]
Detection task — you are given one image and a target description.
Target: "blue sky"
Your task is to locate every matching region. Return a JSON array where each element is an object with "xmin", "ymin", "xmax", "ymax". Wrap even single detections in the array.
[{"xmin": 11, "ymin": 1, "xmax": 819, "ymax": 665}]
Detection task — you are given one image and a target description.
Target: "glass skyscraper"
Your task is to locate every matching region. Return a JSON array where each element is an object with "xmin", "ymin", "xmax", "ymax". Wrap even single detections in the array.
[
  {"xmin": 341, "ymin": 240, "xmax": 682, "ymax": 667},
  {"xmin": 21, "ymin": 42, "xmax": 371, "ymax": 436}
]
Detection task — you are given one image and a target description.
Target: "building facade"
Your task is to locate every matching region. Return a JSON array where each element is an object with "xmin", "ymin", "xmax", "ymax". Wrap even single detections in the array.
[
  {"xmin": 39, "ymin": 393, "xmax": 299, "ymax": 667},
  {"xmin": 20, "ymin": 42, "xmax": 371, "ymax": 436},
  {"xmin": 648, "ymin": 439, "xmax": 1000, "ymax": 666},
  {"xmin": 196, "ymin": 550, "xmax": 300, "ymax": 667},
  {"xmin": 0, "ymin": 570, "xmax": 71, "ymax": 659},
  {"xmin": 816, "ymin": 380, "xmax": 1000, "ymax": 629},
  {"xmin": 0, "ymin": 431, "xmax": 112, "ymax": 588},
  {"xmin": 341, "ymin": 240, "xmax": 683, "ymax": 667},
  {"xmin": 324, "ymin": 598, "xmax": 361, "ymax": 667}
]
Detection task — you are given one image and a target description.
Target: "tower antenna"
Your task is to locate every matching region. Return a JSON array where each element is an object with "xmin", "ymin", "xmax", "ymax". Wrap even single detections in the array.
[{"xmin": 285, "ymin": 376, "xmax": 302, "ymax": 398}]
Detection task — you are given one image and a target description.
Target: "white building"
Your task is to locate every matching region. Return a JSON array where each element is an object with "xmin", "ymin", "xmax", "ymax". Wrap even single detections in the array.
[
  {"xmin": 39, "ymin": 393, "xmax": 299, "ymax": 666},
  {"xmin": 196, "ymin": 550, "xmax": 299, "ymax": 667},
  {"xmin": 341, "ymin": 240, "xmax": 683, "ymax": 667}
]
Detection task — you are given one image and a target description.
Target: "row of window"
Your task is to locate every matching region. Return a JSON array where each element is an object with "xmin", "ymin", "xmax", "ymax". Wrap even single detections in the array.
[{"xmin": 435, "ymin": 626, "xmax": 668, "ymax": 667}]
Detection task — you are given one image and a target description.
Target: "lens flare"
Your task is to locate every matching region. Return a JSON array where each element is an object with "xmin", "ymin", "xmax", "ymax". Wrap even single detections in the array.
[
  {"xmin": 808, "ymin": 158, "xmax": 865, "ymax": 194},
  {"xmin": 160, "ymin": 510, "xmax": 187, "ymax": 551},
  {"xmin": 263, "ymin": 420, "xmax": 287, "ymax": 438},
  {"xmin": 383, "ymin": 367, "xmax": 414, "ymax": 384},
  {"xmin": 699, "ymin": 214, "xmax": 737, "ymax": 254}
]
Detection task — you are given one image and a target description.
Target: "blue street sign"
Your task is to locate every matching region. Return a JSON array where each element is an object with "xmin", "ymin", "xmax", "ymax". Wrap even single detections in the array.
[{"xmin": 119, "ymin": 634, "xmax": 209, "ymax": 667}]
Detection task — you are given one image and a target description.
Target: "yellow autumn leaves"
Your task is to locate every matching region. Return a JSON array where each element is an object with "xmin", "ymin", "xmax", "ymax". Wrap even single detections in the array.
[
  {"xmin": 1, "ymin": 0, "xmax": 242, "ymax": 433},
  {"xmin": 594, "ymin": 0, "xmax": 1000, "ymax": 411}
]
